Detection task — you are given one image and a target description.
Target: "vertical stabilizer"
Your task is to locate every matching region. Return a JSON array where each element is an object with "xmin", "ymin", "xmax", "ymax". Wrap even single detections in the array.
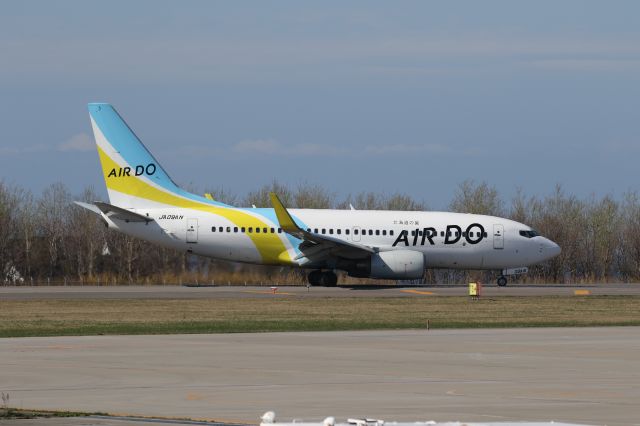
[{"xmin": 88, "ymin": 103, "xmax": 227, "ymax": 209}]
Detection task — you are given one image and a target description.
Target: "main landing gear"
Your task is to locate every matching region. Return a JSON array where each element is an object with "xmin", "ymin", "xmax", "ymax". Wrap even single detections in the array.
[
  {"xmin": 308, "ymin": 270, "xmax": 338, "ymax": 286},
  {"xmin": 497, "ymin": 275, "xmax": 508, "ymax": 287}
]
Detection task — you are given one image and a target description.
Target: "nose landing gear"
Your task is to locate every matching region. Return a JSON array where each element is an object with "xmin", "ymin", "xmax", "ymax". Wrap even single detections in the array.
[
  {"xmin": 496, "ymin": 267, "xmax": 528, "ymax": 287},
  {"xmin": 308, "ymin": 270, "xmax": 338, "ymax": 286}
]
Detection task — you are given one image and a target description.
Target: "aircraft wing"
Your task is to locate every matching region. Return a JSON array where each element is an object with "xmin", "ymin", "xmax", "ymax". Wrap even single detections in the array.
[{"xmin": 269, "ymin": 193, "xmax": 375, "ymax": 261}]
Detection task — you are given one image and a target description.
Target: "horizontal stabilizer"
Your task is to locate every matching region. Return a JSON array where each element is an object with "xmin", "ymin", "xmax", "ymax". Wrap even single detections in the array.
[
  {"xmin": 74, "ymin": 201, "xmax": 102, "ymax": 215},
  {"xmin": 74, "ymin": 201, "xmax": 153, "ymax": 223},
  {"xmin": 94, "ymin": 202, "xmax": 154, "ymax": 223}
]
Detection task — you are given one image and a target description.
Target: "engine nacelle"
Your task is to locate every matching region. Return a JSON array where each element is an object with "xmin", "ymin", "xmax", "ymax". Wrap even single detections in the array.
[{"xmin": 370, "ymin": 250, "xmax": 424, "ymax": 279}]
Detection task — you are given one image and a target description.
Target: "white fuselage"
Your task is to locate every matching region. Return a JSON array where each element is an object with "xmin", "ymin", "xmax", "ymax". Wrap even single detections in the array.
[{"xmin": 110, "ymin": 207, "xmax": 560, "ymax": 271}]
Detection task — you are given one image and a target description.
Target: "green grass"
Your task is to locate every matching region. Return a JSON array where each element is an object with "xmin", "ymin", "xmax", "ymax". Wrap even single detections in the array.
[
  {"xmin": 1, "ymin": 296, "xmax": 639, "ymax": 337},
  {"xmin": 0, "ymin": 408, "xmax": 95, "ymax": 419}
]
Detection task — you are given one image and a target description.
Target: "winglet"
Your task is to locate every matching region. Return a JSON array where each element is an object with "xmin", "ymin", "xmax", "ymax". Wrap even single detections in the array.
[{"xmin": 269, "ymin": 192, "xmax": 301, "ymax": 234}]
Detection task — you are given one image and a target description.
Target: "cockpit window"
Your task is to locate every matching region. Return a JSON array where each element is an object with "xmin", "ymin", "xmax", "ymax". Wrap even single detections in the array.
[{"xmin": 519, "ymin": 229, "xmax": 540, "ymax": 238}]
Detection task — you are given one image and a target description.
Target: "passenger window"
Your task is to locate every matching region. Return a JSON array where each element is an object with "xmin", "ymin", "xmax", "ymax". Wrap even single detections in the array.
[
  {"xmin": 329, "ymin": 229, "xmax": 334, "ymax": 234},
  {"xmin": 390, "ymin": 230, "xmax": 394, "ymax": 236},
  {"xmin": 382, "ymin": 230, "xmax": 386, "ymax": 236},
  {"xmin": 307, "ymin": 228, "xmax": 311, "ymax": 232},
  {"xmin": 278, "ymin": 228, "xmax": 282, "ymax": 233},
  {"xmin": 211, "ymin": 227, "xmax": 216, "ymax": 232},
  {"xmin": 375, "ymin": 230, "xmax": 380, "ymax": 236},
  {"xmin": 314, "ymin": 228, "xmax": 318, "ymax": 233},
  {"xmin": 354, "ymin": 229, "xmax": 359, "ymax": 235},
  {"xmin": 337, "ymin": 229, "xmax": 341, "ymax": 235},
  {"xmin": 368, "ymin": 230, "xmax": 373, "ymax": 235},
  {"xmin": 256, "ymin": 227, "xmax": 261, "ymax": 233},
  {"xmin": 234, "ymin": 227, "xmax": 238, "ymax": 233},
  {"xmin": 248, "ymin": 227, "xmax": 253, "ymax": 233},
  {"xmin": 226, "ymin": 227, "xmax": 231, "ymax": 232},
  {"xmin": 263, "ymin": 227, "xmax": 267, "ymax": 233},
  {"xmin": 346, "ymin": 229, "xmax": 350, "ymax": 235},
  {"xmin": 241, "ymin": 227, "xmax": 246, "ymax": 233},
  {"xmin": 440, "ymin": 231, "xmax": 444, "ymax": 237},
  {"xmin": 270, "ymin": 228, "xmax": 275, "ymax": 233}
]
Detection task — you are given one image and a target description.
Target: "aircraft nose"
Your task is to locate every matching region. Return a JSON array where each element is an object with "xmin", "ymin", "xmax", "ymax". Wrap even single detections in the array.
[{"xmin": 543, "ymin": 239, "xmax": 561, "ymax": 259}]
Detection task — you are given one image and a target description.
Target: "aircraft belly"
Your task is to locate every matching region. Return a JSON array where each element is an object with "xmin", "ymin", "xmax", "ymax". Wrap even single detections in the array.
[
  {"xmin": 200, "ymin": 236, "xmax": 262, "ymax": 263},
  {"xmin": 113, "ymin": 221, "xmax": 185, "ymax": 250},
  {"xmin": 423, "ymin": 245, "xmax": 485, "ymax": 269}
]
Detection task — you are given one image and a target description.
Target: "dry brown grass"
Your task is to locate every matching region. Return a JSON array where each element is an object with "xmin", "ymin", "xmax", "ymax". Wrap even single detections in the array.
[{"xmin": 1, "ymin": 296, "xmax": 638, "ymax": 337}]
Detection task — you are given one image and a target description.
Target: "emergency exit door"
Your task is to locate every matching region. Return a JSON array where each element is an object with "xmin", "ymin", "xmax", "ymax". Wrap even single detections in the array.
[
  {"xmin": 352, "ymin": 226, "xmax": 361, "ymax": 242},
  {"xmin": 493, "ymin": 224, "xmax": 504, "ymax": 249},
  {"xmin": 186, "ymin": 218, "xmax": 198, "ymax": 243}
]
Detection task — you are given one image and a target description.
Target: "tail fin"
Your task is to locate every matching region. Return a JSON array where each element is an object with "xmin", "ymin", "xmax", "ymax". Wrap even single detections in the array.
[{"xmin": 88, "ymin": 103, "xmax": 227, "ymax": 209}]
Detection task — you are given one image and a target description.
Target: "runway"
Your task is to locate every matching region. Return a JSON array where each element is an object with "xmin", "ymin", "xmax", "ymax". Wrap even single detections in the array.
[
  {"xmin": 2, "ymin": 327, "xmax": 639, "ymax": 425},
  {"xmin": 1, "ymin": 282, "xmax": 639, "ymax": 300}
]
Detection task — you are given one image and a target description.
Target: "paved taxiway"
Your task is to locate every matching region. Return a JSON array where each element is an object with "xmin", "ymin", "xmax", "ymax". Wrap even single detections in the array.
[
  {"xmin": 1, "ymin": 282, "xmax": 639, "ymax": 300},
  {"xmin": 2, "ymin": 328, "xmax": 639, "ymax": 425}
]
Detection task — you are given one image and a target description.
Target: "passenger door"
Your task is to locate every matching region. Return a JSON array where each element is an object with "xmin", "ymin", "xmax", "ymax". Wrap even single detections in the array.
[
  {"xmin": 493, "ymin": 224, "xmax": 504, "ymax": 249},
  {"xmin": 186, "ymin": 218, "xmax": 198, "ymax": 243}
]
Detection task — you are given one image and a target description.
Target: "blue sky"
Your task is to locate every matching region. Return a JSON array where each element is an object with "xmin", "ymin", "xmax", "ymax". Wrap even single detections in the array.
[{"xmin": 1, "ymin": 1, "xmax": 639, "ymax": 209}]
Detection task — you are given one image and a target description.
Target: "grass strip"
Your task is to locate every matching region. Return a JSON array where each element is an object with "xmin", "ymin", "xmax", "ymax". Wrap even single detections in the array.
[{"xmin": 1, "ymin": 295, "xmax": 639, "ymax": 337}]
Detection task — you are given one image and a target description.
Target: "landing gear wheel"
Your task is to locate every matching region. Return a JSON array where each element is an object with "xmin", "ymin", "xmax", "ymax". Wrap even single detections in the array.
[
  {"xmin": 497, "ymin": 276, "xmax": 508, "ymax": 287},
  {"xmin": 321, "ymin": 271, "xmax": 338, "ymax": 287},
  {"xmin": 308, "ymin": 270, "xmax": 323, "ymax": 285}
]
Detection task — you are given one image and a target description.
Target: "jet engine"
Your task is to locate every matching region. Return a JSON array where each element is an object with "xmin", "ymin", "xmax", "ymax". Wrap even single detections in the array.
[{"xmin": 348, "ymin": 250, "xmax": 424, "ymax": 280}]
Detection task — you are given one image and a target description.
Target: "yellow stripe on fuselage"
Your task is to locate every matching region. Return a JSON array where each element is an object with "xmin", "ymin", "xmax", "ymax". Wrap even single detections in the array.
[{"xmin": 97, "ymin": 147, "xmax": 292, "ymax": 265}]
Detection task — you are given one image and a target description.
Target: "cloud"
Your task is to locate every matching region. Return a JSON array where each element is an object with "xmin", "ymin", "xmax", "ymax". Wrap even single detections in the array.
[
  {"xmin": 288, "ymin": 143, "xmax": 348, "ymax": 156},
  {"xmin": 364, "ymin": 143, "xmax": 450, "ymax": 155},
  {"xmin": 230, "ymin": 139, "xmax": 461, "ymax": 158},
  {"xmin": 4, "ymin": 36, "xmax": 640, "ymax": 85},
  {"xmin": 232, "ymin": 139, "xmax": 346, "ymax": 157},
  {"xmin": 233, "ymin": 139, "xmax": 281, "ymax": 154},
  {"xmin": 528, "ymin": 59, "xmax": 640, "ymax": 72},
  {"xmin": 57, "ymin": 133, "xmax": 94, "ymax": 152}
]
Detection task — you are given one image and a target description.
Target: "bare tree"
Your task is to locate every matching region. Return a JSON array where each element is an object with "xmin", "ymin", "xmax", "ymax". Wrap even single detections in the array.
[
  {"xmin": 0, "ymin": 181, "xmax": 26, "ymax": 283},
  {"xmin": 449, "ymin": 179, "xmax": 504, "ymax": 216},
  {"xmin": 243, "ymin": 180, "xmax": 293, "ymax": 208},
  {"xmin": 2, "ymin": 179, "xmax": 639, "ymax": 285},
  {"xmin": 294, "ymin": 183, "xmax": 334, "ymax": 208},
  {"xmin": 36, "ymin": 183, "xmax": 73, "ymax": 279}
]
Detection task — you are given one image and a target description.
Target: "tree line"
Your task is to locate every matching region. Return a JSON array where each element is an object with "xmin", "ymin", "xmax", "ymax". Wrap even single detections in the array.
[{"xmin": 1, "ymin": 179, "xmax": 639, "ymax": 285}]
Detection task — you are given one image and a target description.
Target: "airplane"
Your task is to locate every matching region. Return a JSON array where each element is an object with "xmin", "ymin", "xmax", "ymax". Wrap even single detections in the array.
[{"xmin": 76, "ymin": 103, "xmax": 561, "ymax": 286}]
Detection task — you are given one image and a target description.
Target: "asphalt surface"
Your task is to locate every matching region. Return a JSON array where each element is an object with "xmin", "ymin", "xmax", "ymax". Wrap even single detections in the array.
[
  {"xmin": 2, "ymin": 328, "xmax": 639, "ymax": 426},
  {"xmin": 1, "ymin": 282, "xmax": 639, "ymax": 300}
]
